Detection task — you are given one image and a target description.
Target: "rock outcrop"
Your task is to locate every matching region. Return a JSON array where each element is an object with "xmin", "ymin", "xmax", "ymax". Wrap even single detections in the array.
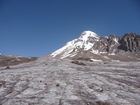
[{"xmin": 119, "ymin": 33, "xmax": 140, "ymax": 52}]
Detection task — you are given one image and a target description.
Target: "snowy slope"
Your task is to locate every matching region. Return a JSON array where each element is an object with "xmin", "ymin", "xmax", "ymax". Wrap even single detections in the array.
[
  {"xmin": 51, "ymin": 31, "xmax": 120, "ymax": 59},
  {"xmin": 51, "ymin": 31, "xmax": 100, "ymax": 58}
]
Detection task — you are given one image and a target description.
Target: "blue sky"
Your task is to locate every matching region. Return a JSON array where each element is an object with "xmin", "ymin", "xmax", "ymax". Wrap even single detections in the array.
[{"xmin": 0, "ymin": 0, "xmax": 140, "ymax": 57}]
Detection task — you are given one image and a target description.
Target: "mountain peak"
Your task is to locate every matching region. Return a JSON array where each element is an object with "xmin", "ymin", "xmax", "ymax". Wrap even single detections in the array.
[
  {"xmin": 79, "ymin": 31, "xmax": 99, "ymax": 40},
  {"xmin": 51, "ymin": 30, "xmax": 102, "ymax": 58},
  {"xmin": 51, "ymin": 31, "xmax": 140, "ymax": 59}
]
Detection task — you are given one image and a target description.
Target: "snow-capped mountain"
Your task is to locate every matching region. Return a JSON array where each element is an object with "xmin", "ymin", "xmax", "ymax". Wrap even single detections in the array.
[{"xmin": 51, "ymin": 31, "xmax": 120, "ymax": 59}]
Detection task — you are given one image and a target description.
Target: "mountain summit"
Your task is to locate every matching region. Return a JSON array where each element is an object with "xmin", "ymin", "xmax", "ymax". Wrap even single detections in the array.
[
  {"xmin": 51, "ymin": 31, "xmax": 119, "ymax": 59},
  {"xmin": 51, "ymin": 31, "xmax": 140, "ymax": 61},
  {"xmin": 79, "ymin": 31, "xmax": 100, "ymax": 40}
]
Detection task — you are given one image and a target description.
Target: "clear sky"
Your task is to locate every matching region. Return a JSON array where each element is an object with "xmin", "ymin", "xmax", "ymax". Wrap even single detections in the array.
[{"xmin": 0, "ymin": 0, "xmax": 140, "ymax": 57}]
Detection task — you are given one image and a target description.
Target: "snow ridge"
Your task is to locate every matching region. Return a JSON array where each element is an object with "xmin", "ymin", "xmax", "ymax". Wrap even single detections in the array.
[
  {"xmin": 51, "ymin": 31, "xmax": 99, "ymax": 58},
  {"xmin": 80, "ymin": 31, "xmax": 99, "ymax": 40},
  {"xmin": 51, "ymin": 30, "xmax": 120, "ymax": 59}
]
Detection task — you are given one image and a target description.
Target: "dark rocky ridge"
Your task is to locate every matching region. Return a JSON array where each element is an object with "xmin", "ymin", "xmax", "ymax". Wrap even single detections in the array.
[
  {"xmin": 82, "ymin": 33, "xmax": 140, "ymax": 54},
  {"xmin": 92, "ymin": 35, "xmax": 120, "ymax": 54},
  {"xmin": 98, "ymin": 33, "xmax": 140, "ymax": 53}
]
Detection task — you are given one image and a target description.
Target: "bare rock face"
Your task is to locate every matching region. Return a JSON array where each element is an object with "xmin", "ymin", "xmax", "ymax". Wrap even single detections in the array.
[
  {"xmin": 119, "ymin": 33, "xmax": 140, "ymax": 52},
  {"xmin": 107, "ymin": 35, "xmax": 120, "ymax": 53},
  {"xmin": 93, "ymin": 35, "xmax": 120, "ymax": 54}
]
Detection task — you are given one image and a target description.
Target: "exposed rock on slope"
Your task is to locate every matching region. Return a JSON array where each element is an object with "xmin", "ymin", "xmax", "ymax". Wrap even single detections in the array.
[
  {"xmin": 0, "ymin": 58, "xmax": 140, "ymax": 105},
  {"xmin": 0, "ymin": 55, "xmax": 37, "ymax": 67},
  {"xmin": 119, "ymin": 33, "xmax": 140, "ymax": 52}
]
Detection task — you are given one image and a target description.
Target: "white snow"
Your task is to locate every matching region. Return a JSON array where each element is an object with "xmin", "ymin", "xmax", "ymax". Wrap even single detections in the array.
[
  {"xmin": 91, "ymin": 49, "xmax": 99, "ymax": 54},
  {"xmin": 103, "ymin": 56, "xmax": 111, "ymax": 59},
  {"xmin": 51, "ymin": 39, "xmax": 76, "ymax": 57},
  {"xmin": 100, "ymin": 52, "xmax": 107, "ymax": 54},
  {"xmin": 111, "ymin": 60, "xmax": 120, "ymax": 62},
  {"xmin": 96, "ymin": 93, "xmax": 109, "ymax": 101},
  {"xmin": 83, "ymin": 42, "xmax": 94, "ymax": 50},
  {"xmin": 51, "ymin": 30, "xmax": 100, "ymax": 58},
  {"xmin": 109, "ymin": 53, "xmax": 116, "ymax": 55},
  {"xmin": 80, "ymin": 31, "xmax": 99, "ymax": 40},
  {"xmin": 90, "ymin": 58, "xmax": 102, "ymax": 62},
  {"xmin": 79, "ymin": 31, "xmax": 99, "ymax": 50},
  {"xmin": 113, "ymin": 38, "xmax": 119, "ymax": 43}
]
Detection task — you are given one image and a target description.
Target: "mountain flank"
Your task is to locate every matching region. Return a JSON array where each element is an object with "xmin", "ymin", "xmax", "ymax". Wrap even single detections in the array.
[{"xmin": 51, "ymin": 31, "xmax": 140, "ymax": 61}]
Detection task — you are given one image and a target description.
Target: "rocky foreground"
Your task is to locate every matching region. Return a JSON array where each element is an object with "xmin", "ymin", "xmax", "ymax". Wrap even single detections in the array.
[{"xmin": 0, "ymin": 58, "xmax": 140, "ymax": 105}]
